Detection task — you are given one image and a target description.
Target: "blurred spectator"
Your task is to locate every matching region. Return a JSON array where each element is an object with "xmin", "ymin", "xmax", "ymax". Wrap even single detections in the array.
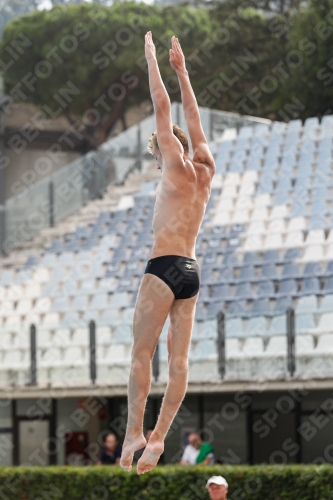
[
  {"xmin": 206, "ymin": 476, "xmax": 228, "ymax": 500},
  {"xmin": 180, "ymin": 432, "xmax": 214, "ymax": 465},
  {"xmin": 135, "ymin": 428, "xmax": 165, "ymax": 464},
  {"xmin": 96, "ymin": 432, "xmax": 122, "ymax": 465}
]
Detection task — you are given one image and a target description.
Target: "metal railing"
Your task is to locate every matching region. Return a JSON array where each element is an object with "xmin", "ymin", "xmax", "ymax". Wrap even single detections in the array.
[
  {"xmin": 24, "ymin": 307, "xmax": 295, "ymax": 387},
  {"xmin": 0, "ymin": 102, "xmax": 270, "ymax": 256}
]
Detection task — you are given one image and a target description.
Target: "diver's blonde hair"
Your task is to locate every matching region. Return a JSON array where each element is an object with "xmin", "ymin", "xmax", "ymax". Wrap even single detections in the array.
[{"xmin": 147, "ymin": 124, "xmax": 189, "ymax": 154}]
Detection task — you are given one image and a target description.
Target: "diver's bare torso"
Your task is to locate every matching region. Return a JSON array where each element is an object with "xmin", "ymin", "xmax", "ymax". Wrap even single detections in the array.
[{"xmin": 149, "ymin": 155, "xmax": 214, "ymax": 260}]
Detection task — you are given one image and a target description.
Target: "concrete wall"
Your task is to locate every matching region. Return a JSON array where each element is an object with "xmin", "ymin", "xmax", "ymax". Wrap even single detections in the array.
[{"xmin": 4, "ymin": 147, "xmax": 81, "ymax": 201}]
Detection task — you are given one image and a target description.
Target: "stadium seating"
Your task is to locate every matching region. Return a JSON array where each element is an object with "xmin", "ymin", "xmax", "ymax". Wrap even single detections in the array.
[{"xmin": 1, "ymin": 114, "xmax": 333, "ymax": 387}]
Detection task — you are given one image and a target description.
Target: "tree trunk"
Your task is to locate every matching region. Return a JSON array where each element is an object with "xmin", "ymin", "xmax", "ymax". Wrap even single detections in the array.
[
  {"xmin": 121, "ymin": 112, "xmax": 127, "ymax": 131},
  {"xmin": 64, "ymin": 95, "xmax": 125, "ymax": 149}
]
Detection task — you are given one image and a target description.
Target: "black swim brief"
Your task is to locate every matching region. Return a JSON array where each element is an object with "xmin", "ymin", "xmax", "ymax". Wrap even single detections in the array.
[{"xmin": 144, "ymin": 255, "xmax": 200, "ymax": 299}]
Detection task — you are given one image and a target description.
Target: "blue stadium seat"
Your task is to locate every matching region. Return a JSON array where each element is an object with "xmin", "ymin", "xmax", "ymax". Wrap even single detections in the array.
[
  {"xmin": 112, "ymin": 247, "xmax": 129, "ymax": 262},
  {"xmin": 282, "ymin": 248, "xmax": 302, "ymax": 262},
  {"xmin": 299, "ymin": 277, "xmax": 320, "ymax": 296},
  {"xmin": 66, "ymin": 238, "xmax": 82, "ymax": 252},
  {"xmin": 136, "ymin": 231, "xmax": 154, "ymax": 246},
  {"xmin": 303, "ymin": 262, "xmax": 322, "ymax": 277},
  {"xmin": 211, "ymin": 226, "xmax": 227, "ymax": 237},
  {"xmin": 281, "ymin": 263, "xmax": 300, "ymax": 279},
  {"xmin": 317, "ymin": 150, "xmax": 332, "ymax": 160},
  {"xmin": 105, "ymin": 263, "xmax": 122, "ymax": 277},
  {"xmin": 280, "ymin": 156, "xmax": 296, "ymax": 170},
  {"xmin": 202, "ymin": 252, "xmax": 219, "ymax": 268},
  {"xmin": 61, "ymin": 311, "xmax": 85, "ymax": 328},
  {"xmin": 229, "ymin": 161, "xmax": 245, "ymax": 173},
  {"xmin": 112, "ymin": 209, "xmax": 128, "ymax": 221},
  {"xmin": 226, "ymin": 237, "xmax": 241, "ymax": 251},
  {"xmin": 207, "ymin": 238, "xmax": 223, "ymax": 251},
  {"xmin": 199, "ymin": 285, "xmax": 210, "ymax": 300},
  {"xmin": 311, "ymin": 187, "xmax": 328, "ymax": 200},
  {"xmin": 90, "ymin": 226, "xmax": 106, "ymax": 239},
  {"xmin": 195, "ymin": 302, "xmax": 207, "ymax": 321},
  {"xmin": 229, "ymin": 224, "xmax": 245, "ymax": 236},
  {"xmin": 318, "ymin": 138, "xmax": 332, "ymax": 150},
  {"xmin": 322, "ymin": 277, "xmax": 333, "ymax": 294},
  {"xmin": 295, "ymin": 313, "xmax": 316, "ymax": 334},
  {"xmin": 76, "ymin": 226, "xmax": 90, "ymax": 238},
  {"xmin": 242, "ymin": 252, "xmax": 260, "ymax": 265},
  {"xmin": 218, "ymin": 266, "xmax": 234, "ymax": 283},
  {"xmin": 215, "ymin": 157, "xmax": 228, "ymax": 174},
  {"xmin": 97, "ymin": 211, "xmax": 112, "ymax": 222},
  {"xmin": 206, "ymin": 301, "xmax": 223, "ymax": 320},
  {"xmin": 206, "ymin": 196, "xmax": 216, "ymax": 211},
  {"xmin": 201, "ymin": 268, "xmax": 214, "ymax": 284},
  {"xmin": 273, "ymin": 190, "xmax": 290, "ymax": 205},
  {"xmin": 89, "ymin": 293, "xmax": 109, "ymax": 310},
  {"xmin": 134, "ymin": 195, "xmax": 151, "ymax": 208},
  {"xmin": 123, "ymin": 261, "xmax": 142, "ymax": 277},
  {"xmin": 48, "ymin": 240, "xmax": 65, "ymax": 253},
  {"xmin": 248, "ymin": 145, "xmax": 264, "ymax": 160},
  {"xmin": 263, "ymin": 249, "xmax": 280, "ymax": 263},
  {"xmin": 276, "ymin": 178, "xmax": 292, "ymax": 191},
  {"xmin": 227, "ymin": 300, "xmax": 248, "ymax": 318},
  {"xmin": 222, "ymin": 253, "xmax": 238, "ymax": 266},
  {"xmin": 296, "ymin": 295, "xmax": 318, "ymax": 313},
  {"xmin": 234, "ymin": 283, "xmax": 255, "ymax": 300},
  {"xmin": 276, "ymin": 279, "xmax": 297, "ymax": 297},
  {"xmin": 290, "ymin": 203, "xmax": 309, "ymax": 217},
  {"xmin": 249, "ymin": 298, "xmax": 271, "ymax": 317},
  {"xmin": 288, "ymin": 119, "xmax": 302, "ymax": 131},
  {"xmin": 271, "ymin": 122, "xmax": 287, "ymax": 135},
  {"xmin": 298, "ymin": 154, "xmax": 314, "ymax": 166},
  {"xmin": 261, "ymin": 164, "xmax": 279, "ymax": 178},
  {"xmin": 310, "ymin": 200, "xmax": 327, "ymax": 214},
  {"xmin": 117, "ymin": 277, "xmax": 137, "ymax": 292},
  {"xmin": 131, "ymin": 247, "xmax": 151, "ymax": 260},
  {"xmin": 22, "ymin": 255, "xmax": 39, "ymax": 269},
  {"xmin": 236, "ymin": 266, "xmax": 255, "ymax": 283},
  {"xmin": 211, "ymin": 284, "xmax": 230, "ymax": 300},
  {"xmin": 322, "ymin": 261, "xmax": 333, "ymax": 276},
  {"xmin": 265, "ymin": 145, "xmax": 280, "ymax": 157},
  {"xmin": 246, "ymin": 159, "xmax": 261, "ymax": 170},
  {"xmin": 235, "ymin": 137, "xmax": 251, "ymax": 148},
  {"xmin": 258, "ymin": 264, "xmax": 277, "ymax": 281},
  {"xmin": 268, "ymin": 315, "xmax": 286, "ymax": 335},
  {"xmin": 295, "ymin": 168, "xmax": 312, "ymax": 181},
  {"xmin": 308, "ymin": 215, "xmax": 326, "ymax": 230},
  {"xmin": 225, "ymin": 318, "xmax": 243, "ymax": 337},
  {"xmin": 58, "ymin": 251, "xmax": 75, "ymax": 266},
  {"xmin": 82, "ymin": 236, "xmax": 100, "ymax": 250},
  {"xmin": 257, "ymin": 180, "xmax": 274, "ymax": 194},
  {"xmin": 60, "ymin": 280, "xmax": 77, "ymax": 295},
  {"xmin": 256, "ymin": 281, "xmax": 275, "ymax": 297},
  {"xmin": 284, "ymin": 131, "xmax": 300, "ymax": 144},
  {"xmin": 273, "ymin": 296, "xmax": 292, "ymax": 315}
]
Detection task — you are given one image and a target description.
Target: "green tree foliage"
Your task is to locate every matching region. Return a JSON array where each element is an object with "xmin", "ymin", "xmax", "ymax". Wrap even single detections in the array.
[
  {"xmin": 0, "ymin": 2, "xmax": 211, "ymax": 147},
  {"xmin": 187, "ymin": 0, "xmax": 288, "ymax": 119},
  {"xmin": 1, "ymin": 0, "xmax": 332, "ymax": 149},
  {"xmin": 272, "ymin": 0, "xmax": 333, "ymax": 120}
]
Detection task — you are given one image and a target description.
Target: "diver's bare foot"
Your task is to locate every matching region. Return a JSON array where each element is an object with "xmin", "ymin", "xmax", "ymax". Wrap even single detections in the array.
[
  {"xmin": 120, "ymin": 434, "xmax": 147, "ymax": 472},
  {"xmin": 137, "ymin": 440, "xmax": 164, "ymax": 475}
]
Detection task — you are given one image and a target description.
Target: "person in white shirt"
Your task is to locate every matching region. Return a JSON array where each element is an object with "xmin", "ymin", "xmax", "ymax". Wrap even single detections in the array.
[
  {"xmin": 206, "ymin": 476, "xmax": 228, "ymax": 500},
  {"xmin": 180, "ymin": 432, "xmax": 214, "ymax": 465}
]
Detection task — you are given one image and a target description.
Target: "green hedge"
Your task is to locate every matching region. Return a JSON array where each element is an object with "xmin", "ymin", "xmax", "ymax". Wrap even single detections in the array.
[{"xmin": 0, "ymin": 465, "xmax": 332, "ymax": 500}]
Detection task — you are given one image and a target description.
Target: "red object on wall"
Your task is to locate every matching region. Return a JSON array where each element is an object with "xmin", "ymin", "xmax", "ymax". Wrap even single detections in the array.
[
  {"xmin": 98, "ymin": 406, "xmax": 107, "ymax": 420},
  {"xmin": 77, "ymin": 398, "xmax": 85, "ymax": 409},
  {"xmin": 65, "ymin": 431, "xmax": 89, "ymax": 465}
]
